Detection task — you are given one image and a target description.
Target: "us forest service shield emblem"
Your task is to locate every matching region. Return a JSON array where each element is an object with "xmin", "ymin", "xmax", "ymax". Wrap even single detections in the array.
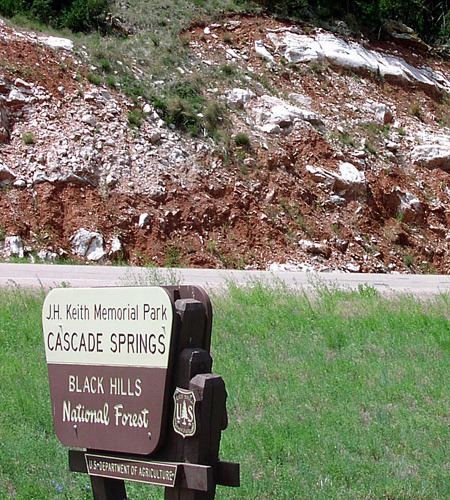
[{"xmin": 173, "ymin": 387, "xmax": 197, "ymax": 438}]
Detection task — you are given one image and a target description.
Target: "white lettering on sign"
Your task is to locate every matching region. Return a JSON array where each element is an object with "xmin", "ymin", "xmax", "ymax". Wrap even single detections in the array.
[
  {"xmin": 68, "ymin": 375, "xmax": 105, "ymax": 394},
  {"xmin": 62, "ymin": 401, "xmax": 110, "ymax": 425},
  {"xmin": 42, "ymin": 287, "xmax": 173, "ymax": 368},
  {"xmin": 113, "ymin": 404, "xmax": 149, "ymax": 428},
  {"xmin": 61, "ymin": 401, "xmax": 150, "ymax": 428},
  {"xmin": 109, "ymin": 377, "xmax": 142, "ymax": 397}
]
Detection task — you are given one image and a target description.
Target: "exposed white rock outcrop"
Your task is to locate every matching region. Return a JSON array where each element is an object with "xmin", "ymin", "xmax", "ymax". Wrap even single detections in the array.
[
  {"xmin": 334, "ymin": 162, "xmax": 366, "ymax": 197},
  {"xmin": 267, "ymin": 29, "xmax": 450, "ymax": 93},
  {"xmin": 299, "ymin": 239, "xmax": 331, "ymax": 258},
  {"xmin": 384, "ymin": 189, "xmax": 424, "ymax": 223},
  {"xmin": 249, "ymin": 95, "xmax": 324, "ymax": 134},
  {"xmin": 364, "ymin": 102, "xmax": 394, "ymax": 125},
  {"xmin": 4, "ymin": 236, "xmax": 24, "ymax": 258},
  {"xmin": 411, "ymin": 137, "xmax": 450, "ymax": 170},
  {"xmin": 37, "ymin": 250, "xmax": 59, "ymax": 261},
  {"xmin": 306, "ymin": 162, "xmax": 366, "ymax": 198},
  {"xmin": 224, "ymin": 88, "xmax": 255, "ymax": 109},
  {"xmin": 138, "ymin": 213, "xmax": 151, "ymax": 228},
  {"xmin": 254, "ymin": 40, "xmax": 275, "ymax": 63},
  {"xmin": 306, "ymin": 165, "xmax": 336, "ymax": 184},
  {"xmin": 382, "ymin": 20, "xmax": 429, "ymax": 51},
  {"xmin": 0, "ymin": 163, "xmax": 15, "ymax": 184},
  {"xmin": 70, "ymin": 228, "xmax": 105, "ymax": 261},
  {"xmin": 108, "ymin": 236, "xmax": 122, "ymax": 258},
  {"xmin": 38, "ymin": 35, "xmax": 74, "ymax": 51},
  {"xmin": 398, "ymin": 192, "xmax": 423, "ymax": 218}
]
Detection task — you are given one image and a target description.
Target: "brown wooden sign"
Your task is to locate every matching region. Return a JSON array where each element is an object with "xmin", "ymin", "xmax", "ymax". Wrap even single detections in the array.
[
  {"xmin": 44, "ymin": 285, "xmax": 239, "ymax": 499},
  {"xmin": 42, "ymin": 287, "xmax": 176, "ymax": 455}
]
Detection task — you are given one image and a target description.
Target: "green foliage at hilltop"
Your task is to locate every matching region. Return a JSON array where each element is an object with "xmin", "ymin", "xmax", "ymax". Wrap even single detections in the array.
[
  {"xmin": 0, "ymin": 0, "xmax": 109, "ymax": 32},
  {"xmin": 255, "ymin": 0, "xmax": 450, "ymax": 43}
]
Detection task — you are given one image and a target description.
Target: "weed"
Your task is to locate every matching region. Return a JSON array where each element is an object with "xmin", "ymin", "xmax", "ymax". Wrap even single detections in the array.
[
  {"xmin": 206, "ymin": 240, "xmax": 217, "ymax": 254},
  {"xmin": 234, "ymin": 132, "xmax": 251, "ymax": 149},
  {"xmin": 99, "ymin": 59, "xmax": 112, "ymax": 72},
  {"xmin": 341, "ymin": 132, "xmax": 358, "ymax": 148},
  {"xmin": 365, "ymin": 141, "xmax": 377, "ymax": 155},
  {"xmin": 419, "ymin": 261, "xmax": 436, "ymax": 274},
  {"xmin": 150, "ymin": 34, "xmax": 159, "ymax": 46},
  {"xmin": 404, "ymin": 252, "xmax": 415, "ymax": 268},
  {"xmin": 105, "ymin": 76, "xmax": 116, "ymax": 87},
  {"xmin": 223, "ymin": 33, "xmax": 234, "ymax": 45},
  {"xmin": 397, "ymin": 127, "xmax": 407, "ymax": 136},
  {"xmin": 381, "ymin": 124, "xmax": 391, "ymax": 137},
  {"xmin": 298, "ymin": 214, "xmax": 314, "ymax": 237},
  {"xmin": 237, "ymin": 162, "xmax": 249, "ymax": 175},
  {"xmin": 164, "ymin": 243, "xmax": 181, "ymax": 267},
  {"xmin": 22, "ymin": 131, "xmax": 36, "ymax": 145},
  {"xmin": 309, "ymin": 59, "xmax": 329, "ymax": 75},
  {"xmin": 133, "ymin": 250, "xmax": 153, "ymax": 267},
  {"xmin": 166, "ymin": 96, "xmax": 202, "ymax": 135},
  {"xmin": 220, "ymin": 64, "xmax": 236, "ymax": 76},
  {"xmin": 153, "ymin": 76, "xmax": 207, "ymax": 136},
  {"xmin": 128, "ymin": 108, "xmax": 146, "ymax": 128},
  {"xmin": 122, "ymin": 267, "xmax": 181, "ymax": 287},
  {"xmin": 204, "ymin": 100, "xmax": 223, "ymax": 135},
  {"xmin": 87, "ymin": 72, "xmax": 102, "ymax": 85},
  {"xmin": 409, "ymin": 100, "xmax": 423, "ymax": 120},
  {"xmin": 120, "ymin": 76, "xmax": 148, "ymax": 103}
]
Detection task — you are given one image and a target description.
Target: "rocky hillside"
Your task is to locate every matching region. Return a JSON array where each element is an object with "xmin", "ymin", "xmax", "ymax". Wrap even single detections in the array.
[{"xmin": 2, "ymin": 15, "xmax": 450, "ymax": 273}]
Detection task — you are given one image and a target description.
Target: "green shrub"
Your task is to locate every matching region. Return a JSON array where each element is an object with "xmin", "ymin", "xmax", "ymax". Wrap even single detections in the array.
[
  {"xmin": 165, "ymin": 96, "xmax": 202, "ymax": 136},
  {"xmin": 99, "ymin": 59, "xmax": 112, "ymax": 73},
  {"xmin": 220, "ymin": 64, "xmax": 236, "ymax": 77},
  {"xmin": 251, "ymin": 0, "xmax": 448, "ymax": 44},
  {"xmin": 234, "ymin": 132, "xmax": 251, "ymax": 148},
  {"xmin": 63, "ymin": 0, "xmax": 109, "ymax": 33},
  {"xmin": 0, "ymin": 0, "xmax": 24, "ymax": 17},
  {"xmin": 0, "ymin": 0, "xmax": 109, "ymax": 33}
]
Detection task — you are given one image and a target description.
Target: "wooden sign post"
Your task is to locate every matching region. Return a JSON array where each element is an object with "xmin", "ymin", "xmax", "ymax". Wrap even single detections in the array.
[{"xmin": 42, "ymin": 285, "xmax": 239, "ymax": 499}]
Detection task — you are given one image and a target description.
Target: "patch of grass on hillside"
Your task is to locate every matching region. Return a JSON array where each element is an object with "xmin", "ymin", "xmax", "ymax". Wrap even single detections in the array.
[
  {"xmin": 2, "ymin": 0, "xmax": 257, "ymax": 146},
  {"xmin": 1, "ymin": 282, "xmax": 449, "ymax": 498},
  {"xmin": 74, "ymin": 0, "xmax": 248, "ymax": 139}
]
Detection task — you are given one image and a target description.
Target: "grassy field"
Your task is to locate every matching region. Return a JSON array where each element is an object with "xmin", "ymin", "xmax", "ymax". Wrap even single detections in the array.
[{"xmin": 0, "ymin": 282, "xmax": 449, "ymax": 498}]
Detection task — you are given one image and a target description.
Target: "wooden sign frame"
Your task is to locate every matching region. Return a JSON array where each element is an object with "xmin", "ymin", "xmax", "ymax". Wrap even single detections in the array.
[{"xmin": 43, "ymin": 285, "xmax": 239, "ymax": 499}]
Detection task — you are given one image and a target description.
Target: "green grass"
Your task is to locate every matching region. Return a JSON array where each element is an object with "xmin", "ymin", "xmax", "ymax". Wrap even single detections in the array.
[
  {"xmin": 0, "ymin": 287, "xmax": 91, "ymax": 498},
  {"xmin": 212, "ymin": 282, "xmax": 450, "ymax": 498},
  {"xmin": 1, "ymin": 283, "xmax": 450, "ymax": 498}
]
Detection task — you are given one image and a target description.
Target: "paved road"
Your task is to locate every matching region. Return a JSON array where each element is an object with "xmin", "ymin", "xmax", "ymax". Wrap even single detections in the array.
[{"xmin": 1, "ymin": 263, "xmax": 450, "ymax": 295}]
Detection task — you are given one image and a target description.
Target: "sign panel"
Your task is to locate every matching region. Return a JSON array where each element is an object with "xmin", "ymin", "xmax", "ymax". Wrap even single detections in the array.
[
  {"xmin": 42, "ymin": 287, "xmax": 175, "ymax": 455},
  {"xmin": 85, "ymin": 454, "xmax": 177, "ymax": 487}
]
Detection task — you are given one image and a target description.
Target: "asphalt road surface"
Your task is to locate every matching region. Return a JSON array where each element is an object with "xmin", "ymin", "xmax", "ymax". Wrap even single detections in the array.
[{"xmin": 1, "ymin": 263, "xmax": 450, "ymax": 295}]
